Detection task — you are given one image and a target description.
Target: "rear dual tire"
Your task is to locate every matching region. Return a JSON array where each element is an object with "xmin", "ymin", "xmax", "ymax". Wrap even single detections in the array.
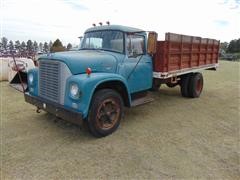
[
  {"xmin": 180, "ymin": 73, "xmax": 203, "ymax": 98},
  {"xmin": 188, "ymin": 73, "xmax": 203, "ymax": 98},
  {"xmin": 180, "ymin": 74, "xmax": 191, "ymax": 97}
]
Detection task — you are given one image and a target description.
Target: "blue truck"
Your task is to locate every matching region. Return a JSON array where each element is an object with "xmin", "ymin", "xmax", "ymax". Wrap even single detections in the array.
[{"xmin": 25, "ymin": 24, "xmax": 219, "ymax": 137}]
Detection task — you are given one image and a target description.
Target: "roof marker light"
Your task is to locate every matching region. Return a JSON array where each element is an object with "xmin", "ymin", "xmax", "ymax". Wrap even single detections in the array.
[
  {"xmin": 106, "ymin": 21, "xmax": 110, "ymax": 25},
  {"xmin": 99, "ymin": 22, "xmax": 103, "ymax": 26},
  {"xmin": 92, "ymin": 23, "xmax": 96, "ymax": 27}
]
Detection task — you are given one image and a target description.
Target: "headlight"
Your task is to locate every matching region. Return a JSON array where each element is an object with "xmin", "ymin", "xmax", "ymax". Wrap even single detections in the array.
[
  {"xmin": 28, "ymin": 73, "xmax": 34, "ymax": 85},
  {"xmin": 70, "ymin": 83, "xmax": 80, "ymax": 98}
]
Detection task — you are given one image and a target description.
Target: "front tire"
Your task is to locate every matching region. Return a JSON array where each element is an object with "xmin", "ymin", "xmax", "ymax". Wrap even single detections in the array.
[{"xmin": 87, "ymin": 89, "xmax": 123, "ymax": 137}]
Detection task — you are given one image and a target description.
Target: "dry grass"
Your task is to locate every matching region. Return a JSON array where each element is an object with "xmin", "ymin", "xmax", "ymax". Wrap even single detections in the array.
[{"xmin": 1, "ymin": 60, "xmax": 240, "ymax": 179}]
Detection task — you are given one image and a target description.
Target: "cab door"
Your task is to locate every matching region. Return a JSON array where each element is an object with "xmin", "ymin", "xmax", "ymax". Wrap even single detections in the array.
[{"xmin": 120, "ymin": 33, "xmax": 152, "ymax": 93}]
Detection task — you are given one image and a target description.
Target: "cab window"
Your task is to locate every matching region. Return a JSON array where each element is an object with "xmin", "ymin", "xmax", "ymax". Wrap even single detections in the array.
[
  {"xmin": 81, "ymin": 30, "xmax": 124, "ymax": 53},
  {"xmin": 126, "ymin": 34, "xmax": 145, "ymax": 57}
]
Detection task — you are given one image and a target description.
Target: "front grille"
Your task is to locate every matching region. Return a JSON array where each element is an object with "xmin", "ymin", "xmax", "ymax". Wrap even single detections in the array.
[{"xmin": 39, "ymin": 60, "xmax": 60, "ymax": 103}]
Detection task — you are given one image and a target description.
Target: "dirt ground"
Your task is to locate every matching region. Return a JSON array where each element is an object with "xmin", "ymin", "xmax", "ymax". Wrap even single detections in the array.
[{"xmin": 1, "ymin": 60, "xmax": 239, "ymax": 179}]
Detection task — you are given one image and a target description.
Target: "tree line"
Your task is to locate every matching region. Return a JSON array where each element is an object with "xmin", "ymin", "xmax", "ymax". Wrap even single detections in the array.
[
  {"xmin": 220, "ymin": 38, "xmax": 240, "ymax": 53},
  {"xmin": 0, "ymin": 37, "xmax": 74, "ymax": 57},
  {"xmin": 2, "ymin": 36, "xmax": 239, "ymax": 57}
]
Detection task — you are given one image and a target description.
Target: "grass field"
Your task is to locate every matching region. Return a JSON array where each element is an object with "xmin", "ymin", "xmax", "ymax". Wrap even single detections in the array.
[{"xmin": 1, "ymin": 60, "xmax": 239, "ymax": 179}]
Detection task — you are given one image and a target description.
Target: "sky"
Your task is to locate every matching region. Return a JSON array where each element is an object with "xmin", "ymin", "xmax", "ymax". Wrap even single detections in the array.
[{"xmin": 1, "ymin": 0, "xmax": 240, "ymax": 46}]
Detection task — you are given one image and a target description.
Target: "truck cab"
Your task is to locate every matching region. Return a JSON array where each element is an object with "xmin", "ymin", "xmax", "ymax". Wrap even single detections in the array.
[
  {"xmin": 25, "ymin": 25, "xmax": 154, "ymax": 137},
  {"xmin": 80, "ymin": 25, "xmax": 153, "ymax": 93}
]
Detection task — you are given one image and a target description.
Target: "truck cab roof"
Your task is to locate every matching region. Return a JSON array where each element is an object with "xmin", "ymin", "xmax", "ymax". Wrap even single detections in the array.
[{"xmin": 85, "ymin": 25, "xmax": 145, "ymax": 34}]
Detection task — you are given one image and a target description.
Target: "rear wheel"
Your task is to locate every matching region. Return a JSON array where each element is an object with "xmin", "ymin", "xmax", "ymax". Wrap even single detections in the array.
[
  {"xmin": 188, "ymin": 73, "xmax": 203, "ymax": 98},
  {"xmin": 180, "ymin": 74, "xmax": 191, "ymax": 97},
  {"xmin": 87, "ymin": 89, "xmax": 123, "ymax": 137}
]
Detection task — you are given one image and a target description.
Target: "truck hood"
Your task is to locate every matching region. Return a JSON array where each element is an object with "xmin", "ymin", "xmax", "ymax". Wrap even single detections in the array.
[{"xmin": 39, "ymin": 50, "xmax": 121, "ymax": 75}]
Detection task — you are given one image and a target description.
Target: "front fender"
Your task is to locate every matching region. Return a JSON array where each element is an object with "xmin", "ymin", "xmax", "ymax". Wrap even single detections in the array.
[{"xmin": 64, "ymin": 73, "xmax": 131, "ymax": 119}]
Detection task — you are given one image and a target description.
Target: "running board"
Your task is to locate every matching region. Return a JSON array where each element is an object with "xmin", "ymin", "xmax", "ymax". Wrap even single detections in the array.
[{"xmin": 131, "ymin": 96, "xmax": 154, "ymax": 107}]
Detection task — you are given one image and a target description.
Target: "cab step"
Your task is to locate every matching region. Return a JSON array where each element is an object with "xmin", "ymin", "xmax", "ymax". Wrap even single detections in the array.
[{"xmin": 131, "ymin": 96, "xmax": 154, "ymax": 107}]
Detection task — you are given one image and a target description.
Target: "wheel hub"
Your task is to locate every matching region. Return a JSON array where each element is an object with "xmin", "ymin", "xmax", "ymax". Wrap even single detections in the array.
[{"xmin": 96, "ymin": 98, "xmax": 120, "ymax": 130}]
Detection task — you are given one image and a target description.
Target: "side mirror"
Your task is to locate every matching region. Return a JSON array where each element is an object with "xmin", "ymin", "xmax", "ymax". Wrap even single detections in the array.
[{"xmin": 147, "ymin": 32, "xmax": 158, "ymax": 55}]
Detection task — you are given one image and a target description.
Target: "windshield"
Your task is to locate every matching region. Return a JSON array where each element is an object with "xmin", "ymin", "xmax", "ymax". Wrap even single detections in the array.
[{"xmin": 80, "ymin": 30, "xmax": 124, "ymax": 53}]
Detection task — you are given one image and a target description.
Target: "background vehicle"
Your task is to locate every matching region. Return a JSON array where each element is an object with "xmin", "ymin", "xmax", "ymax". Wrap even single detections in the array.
[{"xmin": 25, "ymin": 24, "xmax": 220, "ymax": 137}]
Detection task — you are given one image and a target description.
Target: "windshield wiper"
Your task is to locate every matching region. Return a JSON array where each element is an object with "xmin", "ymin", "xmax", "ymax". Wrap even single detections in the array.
[
  {"xmin": 79, "ymin": 48, "xmax": 98, "ymax": 50},
  {"xmin": 79, "ymin": 48, "xmax": 122, "ymax": 54},
  {"xmin": 98, "ymin": 48, "xmax": 122, "ymax": 54}
]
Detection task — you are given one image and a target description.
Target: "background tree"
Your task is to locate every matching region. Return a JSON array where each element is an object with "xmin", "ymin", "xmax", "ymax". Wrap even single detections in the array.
[
  {"xmin": 20, "ymin": 41, "xmax": 26, "ymax": 56},
  {"xmin": 43, "ymin": 42, "xmax": 49, "ymax": 53},
  {"xmin": 227, "ymin": 38, "xmax": 240, "ymax": 53},
  {"xmin": 49, "ymin": 41, "xmax": 53, "ymax": 50},
  {"xmin": 20, "ymin": 41, "xmax": 26, "ymax": 51},
  {"xmin": 15, "ymin": 40, "xmax": 21, "ymax": 52},
  {"xmin": 237, "ymin": 39, "xmax": 240, "ymax": 52},
  {"xmin": 220, "ymin": 42, "xmax": 228, "ymax": 53},
  {"xmin": 227, "ymin": 40, "xmax": 236, "ymax": 53},
  {"xmin": 33, "ymin": 41, "xmax": 38, "ymax": 52},
  {"xmin": 39, "ymin": 42, "xmax": 43, "ymax": 52},
  {"xmin": 50, "ymin": 39, "xmax": 65, "ymax": 52},
  {"xmin": 67, "ymin": 43, "xmax": 72, "ymax": 51},
  {"xmin": 1, "ymin": 37, "xmax": 8, "ymax": 50},
  {"xmin": 26, "ymin": 40, "xmax": 34, "ymax": 55},
  {"xmin": 8, "ymin": 40, "xmax": 14, "ymax": 52}
]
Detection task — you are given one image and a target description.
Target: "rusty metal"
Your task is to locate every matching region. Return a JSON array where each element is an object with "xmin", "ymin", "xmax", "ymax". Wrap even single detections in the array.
[
  {"xmin": 96, "ymin": 98, "xmax": 120, "ymax": 130},
  {"xmin": 153, "ymin": 33, "xmax": 220, "ymax": 73},
  {"xmin": 147, "ymin": 31, "xmax": 158, "ymax": 55}
]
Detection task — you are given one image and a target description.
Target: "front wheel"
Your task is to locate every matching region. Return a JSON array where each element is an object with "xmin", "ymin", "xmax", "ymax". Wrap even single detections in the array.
[{"xmin": 87, "ymin": 89, "xmax": 123, "ymax": 137}]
